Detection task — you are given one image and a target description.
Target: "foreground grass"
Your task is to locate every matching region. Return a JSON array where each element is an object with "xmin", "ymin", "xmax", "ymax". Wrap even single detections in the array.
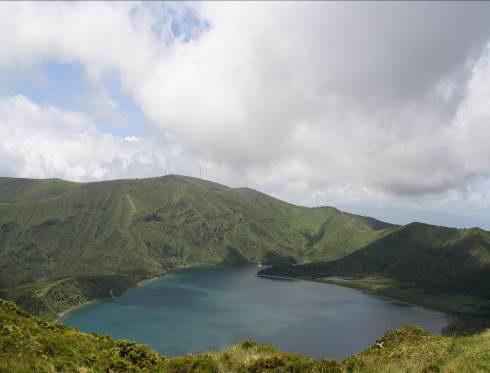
[
  {"xmin": 345, "ymin": 325, "xmax": 490, "ymax": 372},
  {"xmin": 1, "ymin": 300, "xmax": 490, "ymax": 372}
]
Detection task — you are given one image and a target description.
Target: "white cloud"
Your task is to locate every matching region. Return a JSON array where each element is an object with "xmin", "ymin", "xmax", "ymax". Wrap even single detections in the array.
[
  {"xmin": 0, "ymin": 95, "xmax": 183, "ymax": 181},
  {"xmin": 0, "ymin": 1, "xmax": 490, "ymax": 216},
  {"xmin": 81, "ymin": 86, "xmax": 129, "ymax": 129},
  {"xmin": 124, "ymin": 136, "xmax": 140, "ymax": 143}
]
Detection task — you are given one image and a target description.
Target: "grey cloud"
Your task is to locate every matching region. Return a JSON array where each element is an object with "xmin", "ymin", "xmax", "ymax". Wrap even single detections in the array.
[{"xmin": 320, "ymin": 2, "xmax": 490, "ymax": 100}]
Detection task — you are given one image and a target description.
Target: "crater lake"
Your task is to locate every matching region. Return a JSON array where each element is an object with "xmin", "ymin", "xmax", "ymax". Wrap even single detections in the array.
[{"xmin": 62, "ymin": 265, "xmax": 448, "ymax": 360}]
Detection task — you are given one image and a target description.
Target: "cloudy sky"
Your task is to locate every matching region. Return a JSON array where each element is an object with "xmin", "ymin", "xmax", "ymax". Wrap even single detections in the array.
[{"xmin": 1, "ymin": 1, "xmax": 490, "ymax": 228}]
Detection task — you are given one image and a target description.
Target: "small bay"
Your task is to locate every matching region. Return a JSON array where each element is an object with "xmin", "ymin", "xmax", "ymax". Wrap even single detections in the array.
[{"xmin": 63, "ymin": 265, "xmax": 448, "ymax": 360}]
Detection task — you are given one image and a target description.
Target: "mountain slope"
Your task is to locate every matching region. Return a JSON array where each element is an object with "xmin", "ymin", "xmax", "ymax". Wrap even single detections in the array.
[
  {"xmin": 1, "ymin": 299, "xmax": 489, "ymax": 372},
  {"xmin": 0, "ymin": 175, "xmax": 393, "ymax": 317},
  {"xmin": 260, "ymin": 222, "xmax": 490, "ymax": 298},
  {"xmin": 0, "ymin": 175, "xmax": 394, "ymax": 287}
]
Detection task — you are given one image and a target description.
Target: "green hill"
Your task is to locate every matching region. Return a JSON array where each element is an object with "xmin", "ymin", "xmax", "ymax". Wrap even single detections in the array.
[
  {"xmin": 1, "ymin": 299, "xmax": 489, "ymax": 372},
  {"xmin": 0, "ymin": 175, "xmax": 393, "ymax": 318},
  {"xmin": 259, "ymin": 222, "xmax": 490, "ymax": 295}
]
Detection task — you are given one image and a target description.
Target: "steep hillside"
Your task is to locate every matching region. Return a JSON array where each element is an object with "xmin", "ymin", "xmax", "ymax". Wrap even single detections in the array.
[
  {"xmin": 260, "ymin": 222, "xmax": 490, "ymax": 297},
  {"xmin": 1, "ymin": 299, "xmax": 489, "ymax": 372},
  {"xmin": 0, "ymin": 175, "xmax": 393, "ymax": 316}
]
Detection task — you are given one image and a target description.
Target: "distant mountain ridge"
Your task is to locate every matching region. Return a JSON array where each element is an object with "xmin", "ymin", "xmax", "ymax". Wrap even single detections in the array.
[
  {"xmin": 0, "ymin": 175, "xmax": 394, "ymax": 317},
  {"xmin": 260, "ymin": 222, "xmax": 490, "ymax": 296}
]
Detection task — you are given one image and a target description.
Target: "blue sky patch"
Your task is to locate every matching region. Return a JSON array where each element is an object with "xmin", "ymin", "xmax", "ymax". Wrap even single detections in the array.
[{"xmin": 3, "ymin": 61, "xmax": 145, "ymax": 138}]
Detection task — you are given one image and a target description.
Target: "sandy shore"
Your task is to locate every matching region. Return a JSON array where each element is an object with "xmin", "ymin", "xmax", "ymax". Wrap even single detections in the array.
[
  {"xmin": 55, "ymin": 274, "xmax": 167, "ymax": 324},
  {"xmin": 137, "ymin": 276, "xmax": 160, "ymax": 287},
  {"xmin": 257, "ymin": 274, "xmax": 298, "ymax": 281},
  {"xmin": 55, "ymin": 300, "xmax": 100, "ymax": 324}
]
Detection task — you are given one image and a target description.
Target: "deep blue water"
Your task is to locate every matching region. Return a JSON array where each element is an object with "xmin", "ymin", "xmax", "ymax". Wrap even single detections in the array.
[{"xmin": 63, "ymin": 265, "xmax": 448, "ymax": 360}]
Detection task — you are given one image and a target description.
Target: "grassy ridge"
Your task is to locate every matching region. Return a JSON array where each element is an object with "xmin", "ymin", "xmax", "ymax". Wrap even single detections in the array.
[
  {"xmin": 1, "ymin": 299, "xmax": 489, "ymax": 372},
  {"xmin": 259, "ymin": 222, "xmax": 490, "ymax": 297},
  {"xmin": 0, "ymin": 175, "xmax": 393, "ymax": 317}
]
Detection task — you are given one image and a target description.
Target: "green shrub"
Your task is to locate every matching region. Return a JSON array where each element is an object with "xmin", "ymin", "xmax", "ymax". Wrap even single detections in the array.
[
  {"xmin": 164, "ymin": 354, "xmax": 219, "ymax": 373},
  {"xmin": 249, "ymin": 356, "xmax": 285, "ymax": 372},
  {"xmin": 112, "ymin": 339, "xmax": 161, "ymax": 369}
]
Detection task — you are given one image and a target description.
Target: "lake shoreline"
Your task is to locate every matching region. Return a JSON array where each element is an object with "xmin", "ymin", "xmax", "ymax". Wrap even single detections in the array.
[
  {"xmin": 136, "ymin": 276, "xmax": 161, "ymax": 288},
  {"xmin": 256, "ymin": 274, "xmax": 298, "ymax": 281},
  {"xmin": 55, "ymin": 299, "xmax": 102, "ymax": 324},
  {"xmin": 260, "ymin": 272, "xmax": 490, "ymax": 335},
  {"xmin": 57, "ymin": 264, "xmax": 260, "ymax": 323},
  {"xmin": 57, "ymin": 264, "xmax": 315, "ymax": 323},
  {"xmin": 56, "ymin": 273, "xmax": 169, "ymax": 324},
  {"xmin": 55, "ymin": 264, "xmax": 223, "ymax": 323},
  {"xmin": 258, "ymin": 273, "xmax": 442, "ymax": 313}
]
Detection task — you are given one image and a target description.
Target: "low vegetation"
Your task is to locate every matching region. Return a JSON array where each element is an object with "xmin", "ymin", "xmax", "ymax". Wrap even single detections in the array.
[{"xmin": 1, "ymin": 300, "xmax": 489, "ymax": 372}]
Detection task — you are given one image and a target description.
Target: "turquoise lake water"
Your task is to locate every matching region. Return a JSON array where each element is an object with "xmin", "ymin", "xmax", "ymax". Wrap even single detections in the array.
[{"xmin": 63, "ymin": 265, "xmax": 448, "ymax": 360}]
